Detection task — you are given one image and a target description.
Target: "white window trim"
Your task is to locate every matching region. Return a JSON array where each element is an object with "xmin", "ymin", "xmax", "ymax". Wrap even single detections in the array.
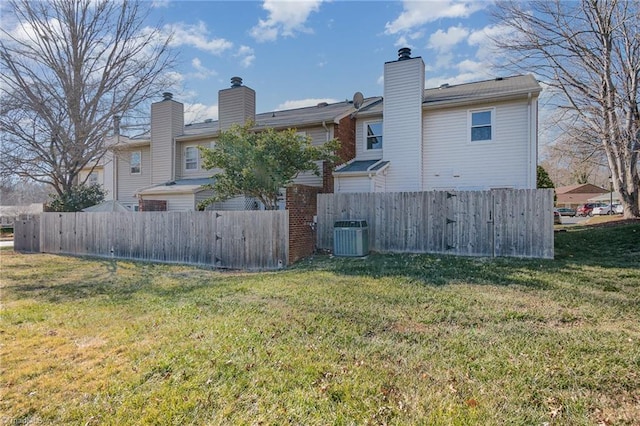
[
  {"xmin": 468, "ymin": 108, "xmax": 495, "ymax": 144},
  {"xmin": 184, "ymin": 145, "xmax": 199, "ymax": 172},
  {"xmin": 364, "ymin": 120, "xmax": 383, "ymax": 151},
  {"xmin": 130, "ymin": 151, "xmax": 141, "ymax": 175}
]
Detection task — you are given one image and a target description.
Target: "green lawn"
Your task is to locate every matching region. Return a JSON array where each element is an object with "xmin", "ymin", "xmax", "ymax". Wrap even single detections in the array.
[{"xmin": 1, "ymin": 223, "xmax": 639, "ymax": 425}]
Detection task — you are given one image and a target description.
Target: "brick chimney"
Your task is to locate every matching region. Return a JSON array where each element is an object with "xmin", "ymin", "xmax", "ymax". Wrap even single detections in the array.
[
  {"xmin": 150, "ymin": 92, "xmax": 184, "ymax": 184},
  {"xmin": 218, "ymin": 77, "xmax": 256, "ymax": 132},
  {"xmin": 382, "ymin": 48, "xmax": 425, "ymax": 191}
]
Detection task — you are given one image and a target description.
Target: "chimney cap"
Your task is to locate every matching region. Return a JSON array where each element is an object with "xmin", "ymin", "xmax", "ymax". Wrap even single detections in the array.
[
  {"xmin": 230, "ymin": 76, "xmax": 243, "ymax": 88},
  {"xmin": 162, "ymin": 92, "xmax": 173, "ymax": 101},
  {"xmin": 398, "ymin": 47, "xmax": 412, "ymax": 60}
]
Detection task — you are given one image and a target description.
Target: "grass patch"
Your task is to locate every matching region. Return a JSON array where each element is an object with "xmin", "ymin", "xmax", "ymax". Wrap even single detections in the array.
[{"xmin": 1, "ymin": 223, "xmax": 639, "ymax": 425}]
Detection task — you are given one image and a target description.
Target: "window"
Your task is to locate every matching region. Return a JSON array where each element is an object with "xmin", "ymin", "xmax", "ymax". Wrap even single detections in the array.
[
  {"xmin": 130, "ymin": 151, "xmax": 141, "ymax": 174},
  {"xmin": 88, "ymin": 172, "xmax": 98, "ymax": 184},
  {"xmin": 185, "ymin": 146, "xmax": 198, "ymax": 170},
  {"xmin": 470, "ymin": 110, "xmax": 493, "ymax": 142},
  {"xmin": 366, "ymin": 121, "xmax": 383, "ymax": 150}
]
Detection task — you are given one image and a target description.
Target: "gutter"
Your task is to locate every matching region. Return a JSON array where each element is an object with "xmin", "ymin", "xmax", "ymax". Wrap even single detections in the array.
[{"xmin": 422, "ymin": 89, "xmax": 542, "ymax": 110}]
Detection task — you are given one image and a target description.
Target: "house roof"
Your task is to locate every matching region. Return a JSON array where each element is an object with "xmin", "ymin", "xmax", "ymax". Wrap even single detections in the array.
[
  {"xmin": 333, "ymin": 160, "xmax": 390, "ymax": 176},
  {"xmin": 423, "ymin": 75, "xmax": 541, "ymax": 106},
  {"xmin": 556, "ymin": 184, "xmax": 608, "ymax": 194},
  {"xmin": 121, "ymin": 75, "xmax": 540, "ymax": 145},
  {"xmin": 352, "ymin": 75, "xmax": 541, "ymax": 116},
  {"xmin": 82, "ymin": 200, "xmax": 130, "ymax": 212},
  {"xmin": 177, "ymin": 97, "xmax": 383, "ymax": 140},
  {"xmin": 136, "ymin": 178, "xmax": 215, "ymax": 196}
]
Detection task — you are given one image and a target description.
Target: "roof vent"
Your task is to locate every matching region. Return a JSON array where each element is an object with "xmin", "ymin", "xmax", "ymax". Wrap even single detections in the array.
[
  {"xmin": 204, "ymin": 118, "xmax": 213, "ymax": 123},
  {"xmin": 398, "ymin": 47, "xmax": 412, "ymax": 61},
  {"xmin": 439, "ymin": 83, "xmax": 450, "ymax": 89},
  {"xmin": 317, "ymin": 102, "xmax": 328, "ymax": 108},
  {"xmin": 495, "ymin": 77, "xmax": 504, "ymax": 81},
  {"xmin": 230, "ymin": 76, "xmax": 243, "ymax": 88},
  {"xmin": 162, "ymin": 92, "xmax": 173, "ymax": 101}
]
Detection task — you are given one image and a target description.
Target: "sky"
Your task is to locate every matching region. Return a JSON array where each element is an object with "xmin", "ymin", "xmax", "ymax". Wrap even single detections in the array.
[{"xmin": 143, "ymin": 0, "xmax": 508, "ymax": 124}]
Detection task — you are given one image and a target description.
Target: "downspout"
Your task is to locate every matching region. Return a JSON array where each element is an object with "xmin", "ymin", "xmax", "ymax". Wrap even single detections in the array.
[
  {"xmin": 321, "ymin": 120, "xmax": 330, "ymax": 142},
  {"xmin": 527, "ymin": 92, "xmax": 533, "ymax": 189}
]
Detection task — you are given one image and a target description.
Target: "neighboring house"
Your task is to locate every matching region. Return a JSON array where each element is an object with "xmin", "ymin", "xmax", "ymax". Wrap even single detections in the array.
[
  {"xmin": 92, "ymin": 81, "xmax": 361, "ymax": 211},
  {"xmin": 86, "ymin": 47, "xmax": 542, "ymax": 210},
  {"xmin": 333, "ymin": 48, "xmax": 542, "ymax": 193},
  {"xmin": 0, "ymin": 203, "xmax": 44, "ymax": 228},
  {"xmin": 556, "ymin": 184, "xmax": 608, "ymax": 208}
]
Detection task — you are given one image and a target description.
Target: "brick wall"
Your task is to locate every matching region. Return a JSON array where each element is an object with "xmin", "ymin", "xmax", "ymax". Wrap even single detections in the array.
[
  {"xmin": 139, "ymin": 199, "xmax": 167, "ymax": 211},
  {"xmin": 323, "ymin": 115, "xmax": 356, "ymax": 193},
  {"xmin": 286, "ymin": 184, "xmax": 322, "ymax": 264}
]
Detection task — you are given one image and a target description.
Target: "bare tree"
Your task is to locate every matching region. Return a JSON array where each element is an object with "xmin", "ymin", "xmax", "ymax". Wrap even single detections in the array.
[
  {"xmin": 0, "ymin": 0, "xmax": 175, "ymax": 197},
  {"xmin": 493, "ymin": 0, "xmax": 639, "ymax": 217},
  {"xmin": 541, "ymin": 124, "xmax": 610, "ymax": 187}
]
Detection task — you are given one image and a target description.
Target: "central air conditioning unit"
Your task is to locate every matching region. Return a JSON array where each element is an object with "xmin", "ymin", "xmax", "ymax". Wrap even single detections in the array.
[{"xmin": 333, "ymin": 220, "xmax": 369, "ymax": 257}]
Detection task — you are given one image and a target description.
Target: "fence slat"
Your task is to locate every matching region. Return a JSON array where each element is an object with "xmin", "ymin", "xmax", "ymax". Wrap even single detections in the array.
[
  {"xmin": 317, "ymin": 189, "xmax": 553, "ymax": 259},
  {"xmin": 26, "ymin": 210, "xmax": 288, "ymax": 269}
]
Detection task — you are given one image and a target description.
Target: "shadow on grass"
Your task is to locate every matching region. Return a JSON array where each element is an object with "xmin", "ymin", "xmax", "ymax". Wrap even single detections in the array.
[
  {"xmin": 2, "ymin": 256, "xmax": 239, "ymax": 304},
  {"xmin": 294, "ymin": 223, "xmax": 640, "ymax": 290},
  {"xmin": 4, "ymin": 224, "xmax": 638, "ymax": 304}
]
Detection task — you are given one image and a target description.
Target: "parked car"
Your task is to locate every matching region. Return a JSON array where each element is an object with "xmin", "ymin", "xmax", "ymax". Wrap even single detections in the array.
[
  {"xmin": 553, "ymin": 208, "xmax": 562, "ymax": 225},
  {"xmin": 614, "ymin": 204, "xmax": 624, "ymax": 214},
  {"xmin": 556, "ymin": 207, "xmax": 576, "ymax": 217},
  {"xmin": 576, "ymin": 202, "xmax": 607, "ymax": 217},
  {"xmin": 592, "ymin": 204, "xmax": 618, "ymax": 215}
]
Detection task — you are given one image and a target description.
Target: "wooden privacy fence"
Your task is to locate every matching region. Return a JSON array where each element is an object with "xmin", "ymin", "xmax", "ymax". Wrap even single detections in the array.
[
  {"xmin": 16, "ymin": 211, "xmax": 288, "ymax": 270},
  {"xmin": 317, "ymin": 189, "xmax": 554, "ymax": 259}
]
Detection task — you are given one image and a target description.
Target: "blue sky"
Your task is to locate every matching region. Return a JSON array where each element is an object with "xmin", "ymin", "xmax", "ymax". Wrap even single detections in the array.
[{"xmin": 146, "ymin": 1, "xmax": 508, "ymax": 124}]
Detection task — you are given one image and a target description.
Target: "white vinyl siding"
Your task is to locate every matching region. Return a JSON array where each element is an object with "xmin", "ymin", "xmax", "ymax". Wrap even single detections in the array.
[
  {"xmin": 469, "ymin": 109, "xmax": 494, "ymax": 142},
  {"xmin": 334, "ymin": 176, "xmax": 371, "ymax": 193},
  {"xmin": 382, "ymin": 57, "xmax": 424, "ymax": 192},
  {"xmin": 355, "ymin": 117, "xmax": 384, "ymax": 161},
  {"xmin": 423, "ymin": 100, "xmax": 531, "ymax": 190},
  {"xmin": 365, "ymin": 121, "xmax": 383, "ymax": 150}
]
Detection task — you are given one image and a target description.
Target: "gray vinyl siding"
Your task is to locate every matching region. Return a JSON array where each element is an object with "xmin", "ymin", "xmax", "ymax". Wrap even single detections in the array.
[
  {"xmin": 176, "ymin": 140, "xmax": 215, "ymax": 179},
  {"xmin": 291, "ymin": 125, "xmax": 332, "ymax": 187},
  {"xmin": 117, "ymin": 147, "xmax": 151, "ymax": 204},
  {"xmin": 382, "ymin": 57, "xmax": 424, "ymax": 192},
  {"xmin": 151, "ymin": 100, "xmax": 183, "ymax": 185},
  {"xmin": 218, "ymin": 86, "xmax": 256, "ymax": 131},
  {"xmin": 208, "ymin": 195, "xmax": 250, "ymax": 211},
  {"xmin": 141, "ymin": 194, "xmax": 195, "ymax": 211},
  {"xmin": 423, "ymin": 99, "xmax": 532, "ymax": 190}
]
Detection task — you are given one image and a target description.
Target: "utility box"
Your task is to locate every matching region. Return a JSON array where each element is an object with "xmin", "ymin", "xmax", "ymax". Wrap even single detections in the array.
[{"xmin": 333, "ymin": 220, "xmax": 369, "ymax": 257}]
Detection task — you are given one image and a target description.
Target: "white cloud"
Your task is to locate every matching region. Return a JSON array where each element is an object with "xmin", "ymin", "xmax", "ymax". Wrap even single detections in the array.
[
  {"xmin": 235, "ymin": 45, "xmax": 255, "ymax": 68},
  {"xmin": 428, "ymin": 25, "xmax": 470, "ymax": 53},
  {"xmin": 151, "ymin": 0, "xmax": 169, "ymax": 8},
  {"xmin": 250, "ymin": 0, "xmax": 324, "ymax": 42},
  {"xmin": 468, "ymin": 24, "xmax": 513, "ymax": 61},
  {"xmin": 165, "ymin": 21, "xmax": 233, "ymax": 55},
  {"xmin": 190, "ymin": 57, "xmax": 217, "ymax": 79},
  {"xmin": 184, "ymin": 103, "xmax": 219, "ymax": 124},
  {"xmin": 385, "ymin": 1, "xmax": 485, "ymax": 35},
  {"xmin": 275, "ymin": 98, "xmax": 340, "ymax": 111}
]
